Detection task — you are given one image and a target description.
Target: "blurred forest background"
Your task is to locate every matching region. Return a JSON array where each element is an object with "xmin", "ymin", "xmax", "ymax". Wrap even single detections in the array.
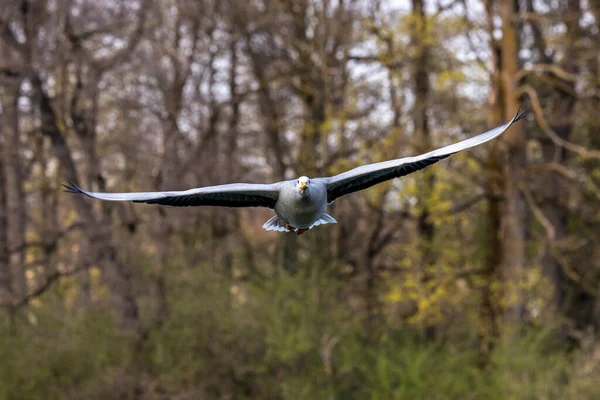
[{"xmin": 1, "ymin": 0, "xmax": 600, "ymax": 398}]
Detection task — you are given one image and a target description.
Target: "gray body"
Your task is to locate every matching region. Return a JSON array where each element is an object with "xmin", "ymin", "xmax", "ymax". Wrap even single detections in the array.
[
  {"xmin": 65, "ymin": 110, "xmax": 526, "ymax": 233},
  {"xmin": 274, "ymin": 180, "xmax": 328, "ymax": 229}
]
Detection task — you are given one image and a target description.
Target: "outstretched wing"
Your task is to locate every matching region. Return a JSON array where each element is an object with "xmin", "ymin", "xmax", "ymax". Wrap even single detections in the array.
[
  {"xmin": 325, "ymin": 109, "xmax": 526, "ymax": 204},
  {"xmin": 64, "ymin": 182, "xmax": 281, "ymax": 209}
]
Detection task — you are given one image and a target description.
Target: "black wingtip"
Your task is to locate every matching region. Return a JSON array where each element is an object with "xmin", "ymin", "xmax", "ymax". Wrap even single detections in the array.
[
  {"xmin": 62, "ymin": 181, "xmax": 85, "ymax": 195},
  {"xmin": 514, "ymin": 107, "xmax": 528, "ymax": 122}
]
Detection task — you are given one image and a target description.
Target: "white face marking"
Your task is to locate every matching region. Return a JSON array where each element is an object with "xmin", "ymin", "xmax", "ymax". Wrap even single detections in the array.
[{"xmin": 297, "ymin": 176, "xmax": 310, "ymax": 195}]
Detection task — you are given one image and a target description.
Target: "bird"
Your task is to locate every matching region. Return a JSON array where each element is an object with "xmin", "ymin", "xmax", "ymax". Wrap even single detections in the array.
[{"xmin": 65, "ymin": 109, "xmax": 526, "ymax": 235}]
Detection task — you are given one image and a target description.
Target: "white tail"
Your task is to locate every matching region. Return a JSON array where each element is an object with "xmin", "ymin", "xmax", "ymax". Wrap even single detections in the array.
[{"xmin": 262, "ymin": 213, "xmax": 337, "ymax": 233}]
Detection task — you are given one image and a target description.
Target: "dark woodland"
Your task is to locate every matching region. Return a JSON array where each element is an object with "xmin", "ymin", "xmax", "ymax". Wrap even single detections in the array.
[{"xmin": 1, "ymin": 0, "xmax": 600, "ymax": 398}]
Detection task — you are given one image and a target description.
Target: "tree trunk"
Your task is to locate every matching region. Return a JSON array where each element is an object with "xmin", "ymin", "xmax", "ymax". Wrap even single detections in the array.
[
  {"xmin": 222, "ymin": 36, "xmax": 240, "ymax": 281},
  {"xmin": 480, "ymin": 0, "xmax": 526, "ymax": 343},
  {"xmin": 480, "ymin": 0, "xmax": 503, "ymax": 349},
  {"xmin": 537, "ymin": 0, "xmax": 580, "ymax": 325},
  {"xmin": 0, "ymin": 139, "xmax": 13, "ymax": 309},
  {"xmin": 498, "ymin": 0, "xmax": 526, "ymax": 326},
  {"xmin": 0, "ymin": 80, "xmax": 26, "ymax": 300},
  {"xmin": 411, "ymin": 0, "xmax": 437, "ymax": 340},
  {"xmin": 35, "ymin": 77, "xmax": 139, "ymax": 329}
]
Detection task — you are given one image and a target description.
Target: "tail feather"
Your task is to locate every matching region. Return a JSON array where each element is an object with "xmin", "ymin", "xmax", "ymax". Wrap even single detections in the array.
[
  {"xmin": 262, "ymin": 215, "xmax": 291, "ymax": 232},
  {"xmin": 262, "ymin": 213, "xmax": 338, "ymax": 233},
  {"xmin": 309, "ymin": 213, "xmax": 337, "ymax": 229}
]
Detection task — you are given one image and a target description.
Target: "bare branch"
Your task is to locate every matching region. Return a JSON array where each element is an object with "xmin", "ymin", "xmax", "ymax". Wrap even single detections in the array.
[
  {"xmin": 88, "ymin": 0, "xmax": 149, "ymax": 73},
  {"xmin": 519, "ymin": 84, "xmax": 600, "ymax": 160},
  {"xmin": 458, "ymin": 0, "xmax": 490, "ymax": 72},
  {"xmin": 516, "ymin": 64, "xmax": 577, "ymax": 83},
  {"xmin": 0, "ymin": 66, "xmax": 22, "ymax": 78},
  {"xmin": 2, "ymin": 265, "xmax": 88, "ymax": 309},
  {"xmin": 8, "ymin": 222, "xmax": 84, "ymax": 254},
  {"xmin": 448, "ymin": 192, "xmax": 486, "ymax": 214},
  {"xmin": 520, "ymin": 183, "xmax": 596, "ymax": 295},
  {"xmin": 0, "ymin": 15, "xmax": 26, "ymax": 53},
  {"xmin": 528, "ymin": 162, "xmax": 600, "ymax": 201},
  {"xmin": 520, "ymin": 183, "xmax": 556, "ymax": 240}
]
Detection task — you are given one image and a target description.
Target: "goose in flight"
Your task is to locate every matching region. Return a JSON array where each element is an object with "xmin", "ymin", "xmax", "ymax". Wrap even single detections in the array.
[{"xmin": 65, "ymin": 109, "xmax": 526, "ymax": 235}]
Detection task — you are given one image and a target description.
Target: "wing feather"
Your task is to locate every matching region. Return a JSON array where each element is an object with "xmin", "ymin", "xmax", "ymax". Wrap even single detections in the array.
[
  {"xmin": 325, "ymin": 109, "xmax": 526, "ymax": 203},
  {"xmin": 64, "ymin": 182, "xmax": 281, "ymax": 209}
]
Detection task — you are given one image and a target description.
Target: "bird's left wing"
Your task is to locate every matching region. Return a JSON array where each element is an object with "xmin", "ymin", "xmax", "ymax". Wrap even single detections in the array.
[
  {"xmin": 325, "ymin": 109, "xmax": 526, "ymax": 204},
  {"xmin": 64, "ymin": 182, "xmax": 281, "ymax": 209}
]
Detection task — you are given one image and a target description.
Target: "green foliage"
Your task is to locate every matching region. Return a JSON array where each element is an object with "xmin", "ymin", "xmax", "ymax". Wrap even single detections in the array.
[
  {"xmin": 483, "ymin": 330, "xmax": 572, "ymax": 400},
  {"xmin": 1, "ymin": 265, "xmax": 598, "ymax": 400},
  {"xmin": 0, "ymin": 310, "xmax": 127, "ymax": 400},
  {"xmin": 358, "ymin": 341, "xmax": 483, "ymax": 399}
]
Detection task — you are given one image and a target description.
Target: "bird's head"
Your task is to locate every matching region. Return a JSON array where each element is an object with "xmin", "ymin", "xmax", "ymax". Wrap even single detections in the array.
[{"xmin": 296, "ymin": 176, "xmax": 311, "ymax": 197}]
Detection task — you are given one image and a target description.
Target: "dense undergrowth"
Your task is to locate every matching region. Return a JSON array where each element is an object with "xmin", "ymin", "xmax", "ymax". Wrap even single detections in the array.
[{"xmin": 1, "ymin": 264, "xmax": 599, "ymax": 400}]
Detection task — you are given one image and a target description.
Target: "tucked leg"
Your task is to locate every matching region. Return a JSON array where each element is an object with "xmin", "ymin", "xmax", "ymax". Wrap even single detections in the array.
[
  {"xmin": 285, "ymin": 223, "xmax": 296, "ymax": 233},
  {"xmin": 296, "ymin": 228, "xmax": 309, "ymax": 235}
]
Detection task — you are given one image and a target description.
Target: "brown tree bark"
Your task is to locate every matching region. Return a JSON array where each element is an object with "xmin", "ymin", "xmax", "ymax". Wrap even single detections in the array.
[
  {"xmin": 0, "ymin": 72, "xmax": 26, "ymax": 299},
  {"xmin": 530, "ymin": 0, "xmax": 582, "ymax": 329},
  {"xmin": 480, "ymin": 0, "xmax": 526, "ymax": 347},
  {"xmin": 498, "ymin": 0, "xmax": 527, "ymax": 326},
  {"xmin": 480, "ymin": 0, "xmax": 502, "ymax": 352},
  {"xmin": 411, "ymin": 0, "xmax": 437, "ymax": 340},
  {"xmin": 60, "ymin": 2, "xmax": 147, "ymax": 328},
  {"xmin": 35, "ymin": 76, "xmax": 140, "ymax": 328},
  {"xmin": 247, "ymin": 50, "xmax": 288, "ymax": 182},
  {"xmin": 0, "ymin": 138, "xmax": 13, "ymax": 309}
]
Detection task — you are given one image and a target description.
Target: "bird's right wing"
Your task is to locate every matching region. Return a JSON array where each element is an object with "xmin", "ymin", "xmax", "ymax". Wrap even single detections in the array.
[
  {"xmin": 64, "ymin": 182, "xmax": 281, "ymax": 209},
  {"xmin": 325, "ymin": 109, "xmax": 526, "ymax": 203}
]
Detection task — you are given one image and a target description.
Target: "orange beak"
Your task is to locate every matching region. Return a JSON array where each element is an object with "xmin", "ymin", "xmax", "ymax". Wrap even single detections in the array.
[{"xmin": 299, "ymin": 183, "xmax": 308, "ymax": 191}]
